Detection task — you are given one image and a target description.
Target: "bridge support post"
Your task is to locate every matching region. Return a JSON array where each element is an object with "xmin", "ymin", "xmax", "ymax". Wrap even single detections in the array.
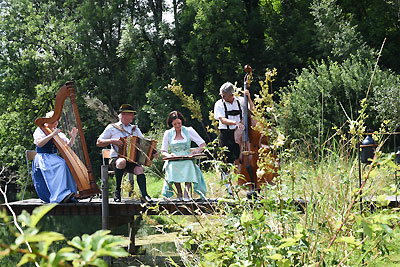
[
  {"xmin": 128, "ymin": 215, "xmax": 142, "ymax": 254},
  {"xmin": 101, "ymin": 165, "xmax": 109, "ymax": 230},
  {"xmin": 101, "ymin": 165, "xmax": 111, "ymax": 265}
]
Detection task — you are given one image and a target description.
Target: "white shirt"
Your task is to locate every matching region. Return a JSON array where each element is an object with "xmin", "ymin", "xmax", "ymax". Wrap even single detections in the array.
[
  {"xmin": 98, "ymin": 121, "xmax": 144, "ymax": 158},
  {"xmin": 33, "ymin": 127, "xmax": 69, "ymax": 144},
  {"xmin": 213, "ymin": 96, "xmax": 246, "ymax": 129},
  {"xmin": 161, "ymin": 126, "xmax": 205, "ymax": 152}
]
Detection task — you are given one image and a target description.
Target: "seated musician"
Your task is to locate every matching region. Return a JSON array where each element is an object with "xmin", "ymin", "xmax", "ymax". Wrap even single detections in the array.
[
  {"xmin": 161, "ymin": 111, "xmax": 207, "ymax": 201},
  {"xmin": 32, "ymin": 111, "xmax": 79, "ymax": 203},
  {"xmin": 213, "ymin": 82, "xmax": 254, "ymax": 193},
  {"xmin": 96, "ymin": 104, "xmax": 151, "ymax": 202}
]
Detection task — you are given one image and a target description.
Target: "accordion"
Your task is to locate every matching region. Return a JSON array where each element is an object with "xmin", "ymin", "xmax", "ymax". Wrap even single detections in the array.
[{"xmin": 118, "ymin": 135, "xmax": 157, "ymax": 166}]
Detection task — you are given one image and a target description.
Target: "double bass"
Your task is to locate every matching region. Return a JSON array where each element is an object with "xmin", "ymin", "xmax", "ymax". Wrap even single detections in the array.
[{"xmin": 235, "ymin": 65, "xmax": 278, "ymax": 194}]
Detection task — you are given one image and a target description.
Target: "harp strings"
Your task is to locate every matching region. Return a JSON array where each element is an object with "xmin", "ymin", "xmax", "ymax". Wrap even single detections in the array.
[{"xmin": 59, "ymin": 98, "xmax": 87, "ymax": 166}]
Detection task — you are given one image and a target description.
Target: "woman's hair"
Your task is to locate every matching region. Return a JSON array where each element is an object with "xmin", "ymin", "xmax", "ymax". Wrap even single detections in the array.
[{"xmin": 166, "ymin": 111, "xmax": 186, "ymax": 128}]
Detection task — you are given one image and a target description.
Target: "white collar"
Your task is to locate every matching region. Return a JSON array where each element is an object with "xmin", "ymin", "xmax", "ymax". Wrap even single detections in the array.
[
  {"xmin": 117, "ymin": 121, "xmax": 132, "ymax": 128},
  {"xmin": 222, "ymin": 96, "xmax": 239, "ymax": 105}
]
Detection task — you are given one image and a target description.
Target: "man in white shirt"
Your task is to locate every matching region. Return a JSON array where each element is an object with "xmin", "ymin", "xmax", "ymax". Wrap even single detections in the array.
[
  {"xmin": 96, "ymin": 104, "xmax": 151, "ymax": 202},
  {"xmin": 214, "ymin": 82, "xmax": 254, "ymax": 194},
  {"xmin": 214, "ymin": 82, "xmax": 254, "ymax": 163}
]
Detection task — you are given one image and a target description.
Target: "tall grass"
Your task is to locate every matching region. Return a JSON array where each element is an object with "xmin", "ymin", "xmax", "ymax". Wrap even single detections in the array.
[{"xmin": 151, "ymin": 134, "xmax": 400, "ymax": 266}]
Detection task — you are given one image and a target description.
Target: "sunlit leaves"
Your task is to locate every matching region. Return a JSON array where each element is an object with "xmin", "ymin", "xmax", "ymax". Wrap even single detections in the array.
[
  {"xmin": 0, "ymin": 205, "xmax": 129, "ymax": 266},
  {"xmin": 166, "ymin": 79, "xmax": 202, "ymax": 122}
]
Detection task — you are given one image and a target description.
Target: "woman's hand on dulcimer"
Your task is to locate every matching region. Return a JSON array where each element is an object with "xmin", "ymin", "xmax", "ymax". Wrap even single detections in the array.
[{"xmin": 162, "ymin": 152, "xmax": 176, "ymax": 159}]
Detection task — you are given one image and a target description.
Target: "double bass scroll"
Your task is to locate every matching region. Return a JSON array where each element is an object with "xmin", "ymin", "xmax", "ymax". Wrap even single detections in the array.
[{"xmin": 35, "ymin": 82, "xmax": 100, "ymax": 199}]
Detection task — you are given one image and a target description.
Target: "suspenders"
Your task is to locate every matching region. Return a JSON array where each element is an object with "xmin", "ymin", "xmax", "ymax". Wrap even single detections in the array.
[
  {"xmin": 223, "ymin": 100, "xmax": 242, "ymax": 130},
  {"xmin": 111, "ymin": 123, "xmax": 136, "ymax": 136}
]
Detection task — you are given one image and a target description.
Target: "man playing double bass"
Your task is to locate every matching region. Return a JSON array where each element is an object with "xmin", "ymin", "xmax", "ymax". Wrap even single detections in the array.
[
  {"xmin": 214, "ymin": 82, "xmax": 255, "ymax": 194},
  {"xmin": 96, "ymin": 104, "xmax": 152, "ymax": 202}
]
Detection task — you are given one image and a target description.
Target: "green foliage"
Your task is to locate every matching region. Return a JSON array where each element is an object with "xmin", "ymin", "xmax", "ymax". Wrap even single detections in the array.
[
  {"xmin": 167, "ymin": 79, "xmax": 203, "ymax": 122},
  {"xmin": 371, "ymin": 73, "xmax": 400, "ymax": 130},
  {"xmin": 280, "ymin": 56, "xmax": 400, "ymax": 145},
  {"xmin": 0, "ymin": 3, "xmax": 400, "ymax": 266},
  {"xmin": 310, "ymin": 0, "xmax": 375, "ymax": 62},
  {"xmin": 1, "ymin": 0, "xmax": 399, "ymax": 199},
  {"xmin": 164, "ymin": 67, "xmax": 400, "ymax": 266},
  {"xmin": 0, "ymin": 205, "xmax": 129, "ymax": 266},
  {"xmin": 338, "ymin": 0, "xmax": 400, "ymax": 73},
  {"xmin": 176, "ymin": 148, "xmax": 400, "ymax": 266},
  {"xmin": 188, "ymin": 198, "xmax": 310, "ymax": 266}
]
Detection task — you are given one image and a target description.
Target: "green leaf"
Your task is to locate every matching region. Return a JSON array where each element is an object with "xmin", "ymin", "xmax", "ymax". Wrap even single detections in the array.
[
  {"xmin": 253, "ymin": 209, "xmax": 264, "ymax": 221},
  {"xmin": 56, "ymin": 247, "xmax": 80, "ymax": 262},
  {"xmin": 30, "ymin": 204, "xmax": 57, "ymax": 227},
  {"xmin": 337, "ymin": 236, "xmax": 359, "ymax": 246},
  {"xmin": 68, "ymin": 236, "xmax": 84, "ymax": 250},
  {"xmin": 267, "ymin": 254, "xmax": 283, "ymax": 260},
  {"xmin": 96, "ymin": 248, "xmax": 129, "ymax": 258},
  {"xmin": 17, "ymin": 253, "xmax": 36, "ymax": 266},
  {"xmin": 24, "ymin": 231, "xmax": 65, "ymax": 243},
  {"xmin": 277, "ymin": 258, "xmax": 291, "ymax": 267},
  {"xmin": 362, "ymin": 220, "xmax": 374, "ymax": 237},
  {"xmin": 92, "ymin": 258, "xmax": 108, "ymax": 267},
  {"xmin": 17, "ymin": 210, "xmax": 32, "ymax": 227},
  {"xmin": 278, "ymin": 238, "xmax": 298, "ymax": 249},
  {"xmin": 240, "ymin": 211, "xmax": 252, "ymax": 226},
  {"xmin": 375, "ymin": 195, "xmax": 390, "ymax": 207},
  {"xmin": 81, "ymin": 249, "xmax": 96, "ymax": 261}
]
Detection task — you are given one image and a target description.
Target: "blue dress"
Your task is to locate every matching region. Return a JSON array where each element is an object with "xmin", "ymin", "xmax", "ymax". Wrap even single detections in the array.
[
  {"xmin": 162, "ymin": 126, "xmax": 207, "ymax": 198},
  {"xmin": 31, "ymin": 128, "xmax": 77, "ymax": 203}
]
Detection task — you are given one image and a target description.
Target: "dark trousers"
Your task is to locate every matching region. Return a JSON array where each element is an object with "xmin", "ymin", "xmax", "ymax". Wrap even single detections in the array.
[{"xmin": 219, "ymin": 129, "xmax": 240, "ymax": 164}]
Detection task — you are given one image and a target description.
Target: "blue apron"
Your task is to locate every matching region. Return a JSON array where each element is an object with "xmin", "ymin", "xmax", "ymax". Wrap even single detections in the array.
[
  {"xmin": 162, "ymin": 126, "xmax": 207, "ymax": 198},
  {"xmin": 32, "ymin": 140, "xmax": 77, "ymax": 203}
]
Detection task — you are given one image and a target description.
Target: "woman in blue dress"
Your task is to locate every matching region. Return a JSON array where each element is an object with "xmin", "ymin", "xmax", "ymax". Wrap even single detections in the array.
[
  {"xmin": 161, "ymin": 111, "xmax": 207, "ymax": 201},
  {"xmin": 32, "ymin": 111, "xmax": 78, "ymax": 203}
]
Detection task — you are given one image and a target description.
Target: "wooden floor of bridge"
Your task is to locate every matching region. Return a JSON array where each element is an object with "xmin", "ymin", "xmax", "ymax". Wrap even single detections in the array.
[
  {"xmin": 3, "ymin": 195, "xmax": 400, "ymax": 217},
  {"xmin": 3, "ymin": 198, "xmax": 220, "ymax": 216}
]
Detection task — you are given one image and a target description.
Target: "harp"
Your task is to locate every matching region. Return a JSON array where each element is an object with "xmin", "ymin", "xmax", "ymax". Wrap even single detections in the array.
[
  {"xmin": 35, "ymin": 82, "xmax": 100, "ymax": 198},
  {"xmin": 118, "ymin": 136, "xmax": 157, "ymax": 167}
]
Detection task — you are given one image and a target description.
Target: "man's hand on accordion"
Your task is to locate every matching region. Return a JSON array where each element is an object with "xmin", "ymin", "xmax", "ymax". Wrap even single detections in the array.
[{"xmin": 111, "ymin": 139, "xmax": 124, "ymax": 147}]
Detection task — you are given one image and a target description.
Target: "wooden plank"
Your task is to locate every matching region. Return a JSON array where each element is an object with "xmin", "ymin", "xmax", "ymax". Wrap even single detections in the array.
[
  {"xmin": 2, "ymin": 198, "xmax": 220, "ymax": 217},
  {"xmin": 7, "ymin": 196, "xmax": 399, "ymax": 218}
]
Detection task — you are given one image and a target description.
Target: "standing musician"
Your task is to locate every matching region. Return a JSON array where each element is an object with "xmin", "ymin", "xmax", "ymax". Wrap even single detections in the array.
[
  {"xmin": 214, "ymin": 82, "xmax": 255, "ymax": 194},
  {"xmin": 96, "ymin": 104, "xmax": 151, "ymax": 202}
]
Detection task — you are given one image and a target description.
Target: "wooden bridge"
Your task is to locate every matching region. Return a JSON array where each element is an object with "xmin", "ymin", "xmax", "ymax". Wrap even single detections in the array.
[
  {"xmin": 3, "ymin": 163, "xmax": 399, "ymax": 259},
  {"xmin": 2, "ymin": 196, "xmax": 220, "ymax": 259},
  {"xmin": 3, "ymin": 197, "xmax": 220, "ymax": 217},
  {"xmin": 1, "ymin": 165, "xmax": 222, "ymax": 257}
]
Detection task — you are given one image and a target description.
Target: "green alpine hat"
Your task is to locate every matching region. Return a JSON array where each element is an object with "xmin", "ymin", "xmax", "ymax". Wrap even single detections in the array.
[{"xmin": 119, "ymin": 104, "xmax": 136, "ymax": 114}]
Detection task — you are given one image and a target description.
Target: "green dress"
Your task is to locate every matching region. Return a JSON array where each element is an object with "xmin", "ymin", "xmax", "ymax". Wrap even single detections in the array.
[{"xmin": 162, "ymin": 126, "xmax": 207, "ymax": 198}]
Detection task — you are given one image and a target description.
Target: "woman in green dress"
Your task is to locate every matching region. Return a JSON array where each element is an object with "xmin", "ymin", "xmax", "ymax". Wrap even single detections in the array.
[{"xmin": 161, "ymin": 111, "xmax": 207, "ymax": 201}]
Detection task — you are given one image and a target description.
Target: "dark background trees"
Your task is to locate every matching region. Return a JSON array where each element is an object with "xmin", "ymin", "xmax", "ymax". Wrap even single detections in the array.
[{"xmin": 1, "ymin": 0, "xmax": 399, "ymax": 190}]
